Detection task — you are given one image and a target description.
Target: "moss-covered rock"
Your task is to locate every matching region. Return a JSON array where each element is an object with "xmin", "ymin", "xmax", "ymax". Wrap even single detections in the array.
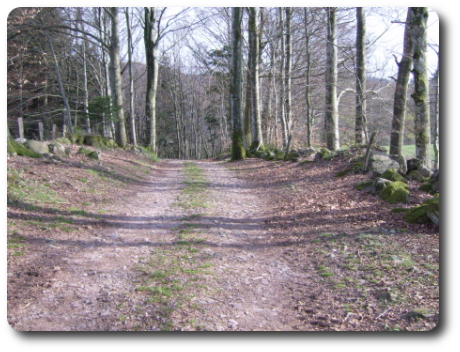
[
  {"xmin": 77, "ymin": 147, "xmax": 92, "ymax": 155},
  {"xmin": 355, "ymin": 180, "xmax": 373, "ymax": 191},
  {"xmin": 379, "ymin": 181, "xmax": 409, "ymax": 204},
  {"xmin": 83, "ymin": 134, "xmax": 104, "ymax": 148},
  {"xmin": 407, "ymin": 170, "xmax": 427, "ymax": 182},
  {"xmin": 87, "ymin": 151, "xmax": 101, "ymax": 161},
  {"xmin": 419, "ymin": 183, "xmax": 434, "ymax": 193},
  {"xmin": 381, "ymin": 168, "xmax": 407, "ymax": 183},
  {"xmin": 54, "ymin": 137, "xmax": 71, "ymax": 144},
  {"xmin": 7, "ymin": 139, "xmax": 41, "ymax": 158},
  {"xmin": 314, "ymin": 148, "xmax": 332, "ymax": 161},
  {"xmin": 374, "ymin": 178, "xmax": 392, "ymax": 191},
  {"xmin": 404, "ymin": 194, "xmax": 439, "ymax": 224},
  {"xmin": 25, "ymin": 140, "xmax": 50, "ymax": 155},
  {"xmin": 69, "ymin": 134, "xmax": 85, "ymax": 145},
  {"xmin": 48, "ymin": 142, "xmax": 67, "ymax": 157},
  {"xmin": 335, "ymin": 161, "xmax": 364, "ymax": 177}
]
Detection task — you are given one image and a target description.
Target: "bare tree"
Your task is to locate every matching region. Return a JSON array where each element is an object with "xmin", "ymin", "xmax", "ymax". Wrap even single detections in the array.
[
  {"xmin": 324, "ymin": 7, "xmax": 339, "ymax": 151},
  {"xmin": 248, "ymin": 7, "xmax": 264, "ymax": 151},
  {"xmin": 355, "ymin": 7, "xmax": 367, "ymax": 144},
  {"xmin": 125, "ymin": 7, "xmax": 137, "ymax": 146},
  {"xmin": 108, "ymin": 7, "xmax": 127, "ymax": 147},
  {"xmin": 230, "ymin": 7, "xmax": 245, "ymax": 160},
  {"xmin": 144, "ymin": 7, "xmax": 160, "ymax": 154}
]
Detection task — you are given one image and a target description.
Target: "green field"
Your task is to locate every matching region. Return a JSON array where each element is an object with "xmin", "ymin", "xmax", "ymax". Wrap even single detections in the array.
[{"xmin": 381, "ymin": 144, "xmax": 438, "ymax": 160}]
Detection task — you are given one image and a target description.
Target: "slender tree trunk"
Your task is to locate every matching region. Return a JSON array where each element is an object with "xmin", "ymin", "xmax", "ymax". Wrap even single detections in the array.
[
  {"xmin": 109, "ymin": 7, "xmax": 127, "ymax": 147},
  {"xmin": 144, "ymin": 7, "xmax": 159, "ymax": 154},
  {"xmin": 410, "ymin": 7, "xmax": 431, "ymax": 168},
  {"xmin": 243, "ymin": 68, "xmax": 252, "ymax": 149},
  {"xmin": 278, "ymin": 8, "xmax": 288, "ymax": 148},
  {"xmin": 304, "ymin": 8, "xmax": 312, "ymax": 148},
  {"xmin": 433, "ymin": 57, "xmax": 439, "ymax": 170},
  {"xmin": 390, "ymin": 8, "xmax": 414, "ymax": 157},
  {"xmin": 355, "ymin": 7, "xmax": 367, "ymax": 144},
  {"xmin": 47, "ymin": 34, "xmax": 73, "ymax": 135},
  {"xmin": 125, "ymin": 7, "xmax": 137, "ymax": 145},
  {"xmin": 324, "ymin": 7, "xmax": 339, "ymax": 151},
  {"xmin": 230, "ymin": 7, "xmax": 245, "ymax": 160},
  {"xmin": 248, "ymin": 7, "xmax": 264, "ymax": 151},
  {"xmin": 82, "ymin": 38, "xmax": 91, "ymax": 133},
  {"xmin": 284, "ymin": 7, "xmax": 292, "ymax": 149}
]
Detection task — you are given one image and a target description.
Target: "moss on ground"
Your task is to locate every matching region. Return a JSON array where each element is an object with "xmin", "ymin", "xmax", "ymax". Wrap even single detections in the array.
[{"xmin": 355, "ymin": 180, "xmax": 373, "ymax": 191}]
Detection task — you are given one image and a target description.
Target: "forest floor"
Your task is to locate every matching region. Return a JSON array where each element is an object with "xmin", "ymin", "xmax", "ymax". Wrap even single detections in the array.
[{"xmin": 7, "ymin": 145, "xmax": 439, "ymax": 331}]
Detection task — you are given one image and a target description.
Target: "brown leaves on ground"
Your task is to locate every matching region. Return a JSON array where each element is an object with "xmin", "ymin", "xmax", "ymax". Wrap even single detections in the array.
[{"xmin": 226, "ymin": 158, "xmax": 439, "ymax": 331}]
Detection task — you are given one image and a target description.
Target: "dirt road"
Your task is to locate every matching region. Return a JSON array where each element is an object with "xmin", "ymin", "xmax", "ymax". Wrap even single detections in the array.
[{"xmin": 7, "ymin": 157, "xmax": 439, "ymax": 331}]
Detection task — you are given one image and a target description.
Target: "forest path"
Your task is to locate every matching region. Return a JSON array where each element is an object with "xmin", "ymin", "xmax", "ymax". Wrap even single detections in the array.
[
  {"xmin": 8, "ymin": 156, "xmax": 438, "ymax": 331},
  {"xmin": 8, "ymin": 159, "xmax": 306, "ymax": 331}
]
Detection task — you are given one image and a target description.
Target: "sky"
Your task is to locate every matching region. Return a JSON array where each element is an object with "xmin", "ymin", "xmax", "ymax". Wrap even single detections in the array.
[{"xmin": 366, "ymin": 8, "xmax": 439, "ymax": 78}]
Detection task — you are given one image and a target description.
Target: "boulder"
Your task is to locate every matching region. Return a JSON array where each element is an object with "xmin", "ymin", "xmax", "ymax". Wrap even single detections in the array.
[
  {"xmin": 87, "ymin": 151, "xmax": 101, "ymax": 161},
  {"xmin": 83, "ymin": 134, "xmax": 104, "ymax": 148},
  {"xmin": 379, "ymin": 181, "xmax": 409, "ymax": 204},
  {"xmin": 407, "ymin": 170, "xmax": 426, "ymax": 182},
  {"xmin": 298, "ymin": 147, "xmax": 317, "ymax": 157},
  {"xmin": 314, "ymin": 148, "xmax": 331, "ymax": 161},
  {"xmin": 380, "ymin": 168, "xmax": 407, "ymax": 183},
  {"xmin": 407, "ymin": 158, "xmax": 422, "ymax": 173},
  {"xmin": 419, "ymin": 166, "xmax": 433, "ymax": 178},
  {"xmin": 373, "ymin": 178, "xmax": 392, "ymax": 191},
  {"xmin": 48, "ymin": 142, "xmax": 67, "ymax": 157},
  {"xmin": 368, "ymin": 151, "xmax": 401, "ymax": 176},
  {"xmin": 404, "ymin": 194, "xmax": 439, "ymax": 225},
  {"xmin": 8, "ymin": 139, "xmax": 41, "ymax": 158},
  {"xmin": 390, "ymin": 154, "xmax": 407, "ymax": 175},
  {"xmin": 25, "ymin": 140, "xmax": 50, "ymax": 155}
]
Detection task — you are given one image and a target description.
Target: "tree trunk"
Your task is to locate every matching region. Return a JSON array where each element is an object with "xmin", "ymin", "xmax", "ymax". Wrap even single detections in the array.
[
  {"xmin": 284, "ymin": 7, "xmax": 292, "ymax": 147},
  {"xmin": 324, "ymin": 7, "xmax": 339, "ymax": 151},
  {"xmin": 144, "ymin": 7, "xmax": 159, "ymax": 154},
  {"xmin": 109, "ymin": 7, "xmax": 127, "ymax": 147},
  {"xmin": 433, "ymin": 57, "xmax": 439, "ymax": 171},
  {"xmin": 355, "ymin": 7, "xmax": 367, "ymax": 144},
  {"xmin": 278, "ymin": 7, "xmax": 288, "ymax": 148},
  {"xmin": 230, "ymin": 7, "xmax": 245, "ymax": 160},
  {"xmin": 125, "ymin": 7, "xmax": 137, "ymax": 146},
  {"xmin": 410, "ymin": 7, "xmax": 431, "ymax": 169},
  {"xmin": 46, "ymin": 34, "xmax": 73, "ymax": 135},
  {"xmin": 304, "ymin": 8, "xmax": 312, "ymax": 148},
  {"xmin": 389, "ymin": 8, "xmax": 414, "ymax": 157},
  {"xmin": 82, "ymin": 38, "xmax": 91, "ymax": 133},
  {"xmin": 248, "ymin": 7, "xmax": 264, "ymax": 151}
]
